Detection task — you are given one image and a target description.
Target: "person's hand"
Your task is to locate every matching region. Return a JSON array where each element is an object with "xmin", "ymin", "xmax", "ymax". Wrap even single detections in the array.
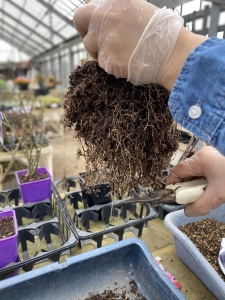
[
  {"xmin": 74, "ymin": 0, "xmax": 207, "ymax": 90},
  {"xmin": 166, "ymin": 146, "xmax": 225, "ymax": 217}
]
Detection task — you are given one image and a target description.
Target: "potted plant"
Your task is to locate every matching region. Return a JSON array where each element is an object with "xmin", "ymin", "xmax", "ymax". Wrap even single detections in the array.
[
  {"xmin": 0, "ymin": 210, "xmax": 18, "ymax": 269},
  {"xmin": 1, "ymin": 98, "xmax": 51, "ymax": 202},
  {"xmin": 14, "ymin": 76, "xmax": 30, "ymax": 91},
  {"xmin": 13, "ymin": 96, "xmax": 52, "ymax": 204}
]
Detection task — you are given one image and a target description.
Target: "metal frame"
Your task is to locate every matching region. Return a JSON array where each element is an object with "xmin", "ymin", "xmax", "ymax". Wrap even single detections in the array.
[
  {"xmin": 0, "ymin": 8, "xmax": 54, "ymax": 47},
  {"xmin": 6, "ymin": 0, "xmax": 65, "ymax": 40},
  {"xmin": 0, "ymin": 26, "xmax": 38, "ymax": 54},
  {"xmin": 35, "ymin": 0, "xmax": 74, "ymax": 26},
  {"xmin": 0, "ymin": 19, "xmax": 47, "ymax": 51},
  {"xmin": 184, "ymin": 4, "xmax": 225, "ymax": 37},
  {"xmin": 0, "ymin": 0, "xmax": 80, "ymax": 57},
  {"xmin": 0, "ymin": 33, "xmax": 35, "ymax": 56}
]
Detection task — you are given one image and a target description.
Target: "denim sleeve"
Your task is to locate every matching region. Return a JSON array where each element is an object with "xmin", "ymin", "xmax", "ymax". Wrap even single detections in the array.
[{"xmin": 169, "ymin": 38, "xmax": 225, "ymax": 155}]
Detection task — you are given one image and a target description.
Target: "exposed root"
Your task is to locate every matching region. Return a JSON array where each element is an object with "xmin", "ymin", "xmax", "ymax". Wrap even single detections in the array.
[{"xmin": 64, "ymin": 61, "xmax": 179, "ymax": 194}]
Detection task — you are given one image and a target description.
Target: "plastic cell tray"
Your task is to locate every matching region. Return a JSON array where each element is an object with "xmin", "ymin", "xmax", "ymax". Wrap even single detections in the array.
[
  {"xmin": 164, "ymin": 206, "xmax": 225, "ymax": 300},
  {"xmin": 0, "ymin": 238, "xmax": 186, "ymax": 300},
  {"xmin": 52, "ymin": 175, "xmax": 159, "ymax": 248},
  {"xmin": 0, "ymin": 188, "xmax": 78, "ymax": 280},
  {"xmin": 156, "ymin": 203, "xmax": 186, "ymax": 220}
]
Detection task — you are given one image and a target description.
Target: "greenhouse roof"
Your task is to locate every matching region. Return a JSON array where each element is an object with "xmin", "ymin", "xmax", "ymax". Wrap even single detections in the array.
[
  {"xmin": 0, "ymin": 0, "xmax": 83, "ymax": 57},
  {"xmin": 0, "ymin": 0, "xmax": 224, "ymax": 61}
]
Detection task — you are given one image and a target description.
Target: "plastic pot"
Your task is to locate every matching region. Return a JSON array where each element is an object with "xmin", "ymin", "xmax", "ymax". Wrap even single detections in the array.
[
  {"xmin": 0, "ymin": 210, "xmax": 18, "ymax": 269},
  {"xmin": 15, "ymin": 166, "xmax": 52, "ymax": 204}
]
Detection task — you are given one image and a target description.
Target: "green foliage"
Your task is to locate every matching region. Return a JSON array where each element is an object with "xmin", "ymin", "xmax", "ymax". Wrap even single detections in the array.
[
  {"xmin": 0, "ymin": 80, "xmax": 9, "ymax": 92},
  {"xmin": 37, "ymin": 95, "xmax": 61, "ymax": 108}
]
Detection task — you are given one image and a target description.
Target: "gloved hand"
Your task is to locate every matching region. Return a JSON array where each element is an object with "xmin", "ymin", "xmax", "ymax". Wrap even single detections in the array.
[
  {"xmin": 166, "ymin": 146, "xmax": 225, "ymax": 217},
  {"xmin": 73, "ymin": 0, "xmax": 184, "ymax": 86}
]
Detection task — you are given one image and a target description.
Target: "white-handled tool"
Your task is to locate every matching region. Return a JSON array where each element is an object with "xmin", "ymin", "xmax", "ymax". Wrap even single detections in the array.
[
  {"xmin": 113, "ymin": 178, "xmax": 208, "ymax": 207},
  {"xmin": 166, "ymin": 178, "xmax": 208, "ymax": 204}
]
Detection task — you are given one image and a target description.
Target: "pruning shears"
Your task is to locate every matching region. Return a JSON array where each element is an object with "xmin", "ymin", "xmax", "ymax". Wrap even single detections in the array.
[{"xmin": 113, "ymin": 178, "xmax": 208, "ymax": 207}]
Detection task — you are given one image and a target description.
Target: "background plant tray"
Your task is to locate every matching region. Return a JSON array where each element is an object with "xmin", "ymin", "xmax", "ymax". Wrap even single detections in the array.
[
  {"xmin": 0, "ymin": 188, "xmax": 78, "ymax": 280},
  {"xmin": 52, "ymin": 175, "xmax": 159, "ymax": 249}
]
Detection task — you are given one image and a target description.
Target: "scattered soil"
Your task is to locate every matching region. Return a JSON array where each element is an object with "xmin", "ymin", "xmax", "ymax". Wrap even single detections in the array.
[
  {"xmin": 18, "ymin": 172, "xmax": 49, "ymax": 183},
  {"xmin": 84, "ymin": 280, "xmax": 147, "ymax": 300},
  {"xmin": 179, "ymin": 219, "xmax": 225, "ymax": 280},
  {"xmin": 64, "ymin": 61, "xmax": 179, "ymax": 194},
  {"xmin": 0, "ymin": 216, "xmax": 15, "ymax": 239}
]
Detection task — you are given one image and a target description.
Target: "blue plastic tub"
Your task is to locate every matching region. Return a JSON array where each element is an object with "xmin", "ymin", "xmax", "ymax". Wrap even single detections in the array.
[
  {"xmin": 0, "ymin": 238, "xmax": 185, "ymax": 300},
  {"xmin": 165, "ymin": 206, "xmax": 225, "ymax": 300}
]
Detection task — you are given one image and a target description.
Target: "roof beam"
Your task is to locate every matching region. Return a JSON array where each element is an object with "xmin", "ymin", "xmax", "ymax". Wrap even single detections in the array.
[
  {"xmin": 0, "ymin": 8, "xmax": 53, "ymax": 46},
  {"xmin": 0, "ymin": 19, "xmax": 47, "ymax": 51},
  {"xmin": 0, "ymin": 33, "xmax": 35, "ymax": 56},
  {"xmin": 32, "ymin": 34, "xmax": 82, "ymax": 61},
  {"xmin": 1, "ymin": 26, "xmax": 40, "ymax": 54},
  {"xmin": 7, "ymin": 0, "xmax": 65, "ymax": 40},
  {"xmin": 35, "ymin": 0, "xmax": 74, "ymax": 26}
]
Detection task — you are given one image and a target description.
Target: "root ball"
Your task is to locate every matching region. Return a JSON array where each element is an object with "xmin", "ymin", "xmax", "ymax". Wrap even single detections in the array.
[{"xmin": 64, "ymin": 61, "xmax": 179, "ymax": 193}]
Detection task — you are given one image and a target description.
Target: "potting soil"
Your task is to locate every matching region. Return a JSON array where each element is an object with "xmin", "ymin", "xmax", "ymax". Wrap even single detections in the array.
[
  {"xmin": 18, "ymin": 172, "xmax": 48, "ymax": 183},
  {"xmin": 179, "ymin": 218, "xmax": 225, "ymax": 280},
  {"xmin": 0, "ymin": 216, "xmax": 15, "ymax": 239},
  {"xmin": 84, "ymin": 279, "xmax": 147, "ymax": 300}
]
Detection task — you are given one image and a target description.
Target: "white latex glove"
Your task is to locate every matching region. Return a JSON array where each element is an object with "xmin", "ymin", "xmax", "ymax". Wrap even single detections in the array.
[
  {"xmin": 166, "ymin": 146, "xmax": 225, "ymax": 217},
  {"xmin": 74, "ymin": 0, "xmax": 183, "ymax": 85}
]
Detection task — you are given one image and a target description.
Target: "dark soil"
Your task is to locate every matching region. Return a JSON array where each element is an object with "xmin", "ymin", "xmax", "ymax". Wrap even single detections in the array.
[
  {"xmin": 179, "ymin": 218, "xmax": 225, "ymax": 280},
  {"xmin": 84, "ymin": 280, "xmax": 147, "ymax": 300},
  {"xmin": 0, "ymin": 216, "xmax": 15, "ymax": 239},
  {"xmin": 64, "ymin": 61, "xmax": 180, "ymax": 194},
  {"xmin": 19, "ymin": 172, "xmax": 49, "ymax": 183}
]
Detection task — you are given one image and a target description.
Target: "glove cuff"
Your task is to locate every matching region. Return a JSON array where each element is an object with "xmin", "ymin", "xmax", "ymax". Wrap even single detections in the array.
[{"xmin": 128, "ymin": 8, "xmax": 184, "ymax": 85}]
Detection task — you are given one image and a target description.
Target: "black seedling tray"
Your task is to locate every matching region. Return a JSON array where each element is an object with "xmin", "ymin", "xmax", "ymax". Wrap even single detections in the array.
[
  {"xmin": 0, "ymin": 188, "xmax": 78, "ymax": 280},
  {"xmin": 156, "ymin": 203, "xmax": 186, "ymax": 220},
  {"xmin": 52, "ymin": 175, "xmax": 159, "ymax": 249}
]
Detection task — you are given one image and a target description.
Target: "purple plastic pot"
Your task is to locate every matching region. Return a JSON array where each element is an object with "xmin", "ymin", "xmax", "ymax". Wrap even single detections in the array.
[
  {"xmin": 0, "ymin": 210, "xmax": 18, "ymax": 269},
  {"xmin": 15, "ymin": 166, "xmax": 52, "ymax": 204}
]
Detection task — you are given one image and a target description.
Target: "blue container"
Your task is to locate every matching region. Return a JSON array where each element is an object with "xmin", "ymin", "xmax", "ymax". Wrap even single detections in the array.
[{"xmin": 0, "ymin": 238, "xmax": 185, "ymax": 300}]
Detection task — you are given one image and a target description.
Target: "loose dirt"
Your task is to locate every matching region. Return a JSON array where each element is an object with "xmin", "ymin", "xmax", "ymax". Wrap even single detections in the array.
[
  {"xmin": 84, "ymin": 280, "xmax": 147, "ymax": 300},
  {"xmin": 0, "ymin": 216, "xmax": 15, "ymax": 239},
  {"xmin": 179, "ymin": 218, "xmax": 225, "ymax": 280}
]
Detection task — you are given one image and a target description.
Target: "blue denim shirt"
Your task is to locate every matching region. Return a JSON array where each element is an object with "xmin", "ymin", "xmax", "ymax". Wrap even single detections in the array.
[{"xmin": 169, "ymin": 38, "xmax": 225, "ymax": 155}]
